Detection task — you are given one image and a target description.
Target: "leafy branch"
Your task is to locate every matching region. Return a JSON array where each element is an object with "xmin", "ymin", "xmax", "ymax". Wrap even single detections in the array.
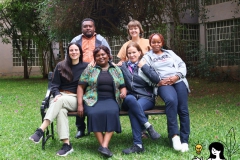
[{"xmin": 220, "ymin": 127, "xmax": 240, "ymax": 160}]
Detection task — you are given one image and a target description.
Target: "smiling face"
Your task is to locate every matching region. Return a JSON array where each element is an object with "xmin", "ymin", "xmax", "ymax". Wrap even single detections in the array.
[
  {"xmin": 128, "ymin": 26, "xmax": 140, "ymax": 39},
  {"xmin": 69, "ymin": 44, "xmax": 81, "ymax": 62},
  {"xmin": 127, "ymin": 46, "xmax": 141, "ymax": 63},
  {"xmin": 82, "ymin": 21, "xmax": 95, "ymax": 38},
  {"xmin": 150, "ymin": 34, "xmax": 163, "ymax": 54},
  {"xmin": 95, "ymin": 49, "xmax": 110, "ymax": 67}
]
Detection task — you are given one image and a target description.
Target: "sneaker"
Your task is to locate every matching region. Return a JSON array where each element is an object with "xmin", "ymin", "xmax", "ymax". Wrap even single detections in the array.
[
  {"xmin": 56, "ymin": 143, "xmax": 74, "ymax": 156},
  {"xmin": 122, "ymin": 144, "xmax": 144, "ymax": 154},
  {"xmin": 172, "ymin": 136, "xmax": 182, "ymax": 151},
  {"xmin": 98, "ymin": 146, "xmax": 113, "ymax": 157},
  {"xmin": 146, "ymin": 125, "xmax": 161, "ymax": 140},
  {"xmin": 181, "ymin": 143, "xmax": 189, "ymax": 152},
  {"xmin": 29, "ymin": 128, "xmax": 43, "ymax": 144}
]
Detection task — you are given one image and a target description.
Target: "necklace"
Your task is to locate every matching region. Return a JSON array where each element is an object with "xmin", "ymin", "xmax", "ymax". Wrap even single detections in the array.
[{"xmin": 101, "ymin": 63, "xmax": 109, "ymax": 71}]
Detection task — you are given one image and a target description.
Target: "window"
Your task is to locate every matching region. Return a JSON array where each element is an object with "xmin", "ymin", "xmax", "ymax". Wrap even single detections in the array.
[
  {"xmin": 62, "ymin": 39, "xmax": 69, "ymax": 59},
  {"xmin": 12, "ymin": 39, "xmax": 40, "ymax": 66},
  {"xmin": 180, "ymin": 0, "xmax": 198, "ymax": 9},
  {"xmin": 180, "ymin": 24, "xmax": 200, "ymax": 62},
  {"xmin": 205, "ymin": 0, "xmax": 231, "ymax": 5},
  {"xmin": 62, "ymin": 39, "xmax": 68, "ymax": 55},
  {"xmin": 206, "ymin": 19, "xmax": 240, "ymax": 66},
  {"xmin": 106, "ymin": 37, "xmax": 125, "ymax": 63}
]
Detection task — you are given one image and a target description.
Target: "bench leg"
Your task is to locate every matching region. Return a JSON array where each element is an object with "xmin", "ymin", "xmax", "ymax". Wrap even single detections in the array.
[
  {"xmin": 51, "ymin": 122, "xmax": 54, "ymax": 139},
  {"xmin": 41, "ymin": 121, "xmax": 55, "ymax": 150}
]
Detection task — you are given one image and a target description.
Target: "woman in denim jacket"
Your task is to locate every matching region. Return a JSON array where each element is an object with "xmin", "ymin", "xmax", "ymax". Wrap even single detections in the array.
[{"xmin": 120, "ymin": 42, "xmax": 160, "ymax": 154}]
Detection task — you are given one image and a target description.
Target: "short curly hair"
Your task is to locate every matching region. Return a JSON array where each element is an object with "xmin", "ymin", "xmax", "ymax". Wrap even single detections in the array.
[
  {"xmin": 93, "ymin": 45, "xmax": 112, "ymax": 61},
  {"xmin": 149, "ymin": 33, "xmax": 165, "ymax": 46}
]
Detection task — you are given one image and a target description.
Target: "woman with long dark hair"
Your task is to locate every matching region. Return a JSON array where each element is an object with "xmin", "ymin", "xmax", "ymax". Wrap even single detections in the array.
[
  {"xmin": 29, "ymin": 42, "xmax": 88, "ymax": 156},
  {"xmin": 208, "ymin": 142, "xmax": 226, "ymax": 160}
]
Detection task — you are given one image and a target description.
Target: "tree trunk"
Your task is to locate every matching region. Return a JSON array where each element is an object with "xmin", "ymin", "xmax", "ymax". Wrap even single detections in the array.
[
  {"xmin": 49, "ymin": 42, "xmax": 54, "ymax": 71},
  {"xmin": 15, "ymin": 38, "xmax": 29, "ymax": 79},
  {"xmin": 59, "ymin": 41, "xmax": 65, "ymax": 60},
  {"xmin": 27, "ymin": 38, "xmax": 32, "ymax": 77},
  {"xmin": 41, "ymin": 50, "xmax": 48, "ymax": 79},
  {"xmin": 23, "ymin": 56, "xmax": 29, "ymax": 79},
  {"xmin": 21, "ymin": 39, "xmax": 29, "ymax": 79}
]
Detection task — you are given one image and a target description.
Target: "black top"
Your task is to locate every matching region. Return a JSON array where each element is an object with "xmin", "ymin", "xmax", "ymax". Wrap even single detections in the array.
[
  {"xmin": 51, "ymin": 62, "xmax": 88, "ymax": 97},
  {"xmin": 97, "ymin": 71, "xmax": 115, "ymax": 98}
]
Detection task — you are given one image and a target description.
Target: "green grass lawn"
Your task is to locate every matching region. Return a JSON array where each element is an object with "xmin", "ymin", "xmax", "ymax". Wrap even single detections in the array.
[{"xmin": 0, "ymin": 77, "xmax": 240, "ymax": 160}]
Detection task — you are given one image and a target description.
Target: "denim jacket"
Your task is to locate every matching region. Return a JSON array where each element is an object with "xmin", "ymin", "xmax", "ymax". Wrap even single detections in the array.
[{"xmin": 120, "ymin": 62, "xmax": 159, "ymax": 102}]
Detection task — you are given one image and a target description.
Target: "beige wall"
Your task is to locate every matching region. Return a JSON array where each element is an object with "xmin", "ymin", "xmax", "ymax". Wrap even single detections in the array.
[
  {"xmin": 199, "ymin": 1, "xmax": 240, "ymax": 49},
  {"xmin": 180, "ymin": 9, "xmax": 199, "ymax": 24},
  {"xmin": 205, "ymin": 1, "xmax": 240, "ymax": 22},
  {"xmin": 0, "ymin": 39, "xmax": 60, "ymax": 77},
  {"xmin": 0, "ymin": 41, "xmax": 41, "ymax": 77},
  {"xmin": 1, "ymin": 1, "xmax": 239, "ymax": 77},
  {"xmin": 0, "ymin": 1, "xmax": 41, "ymax": 77}
]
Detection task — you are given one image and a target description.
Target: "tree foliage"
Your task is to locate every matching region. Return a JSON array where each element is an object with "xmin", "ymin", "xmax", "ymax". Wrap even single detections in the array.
[
  {"xmin": 2, "ymin": 0, "xmax": 238, "ymax": 80},
  {"xmin": 39, "ymin": 0, "xmax": 200, "ymax": 59},
  {"xmin": 0, "ymin": 0, "xmax": 51, "ymax": 78},
  {"xmin": 39, "ymin": 0, "xmax": 173, "ymax": 41}
]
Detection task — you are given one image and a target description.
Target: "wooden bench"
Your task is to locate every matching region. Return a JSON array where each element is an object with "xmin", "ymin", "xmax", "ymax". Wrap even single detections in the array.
[
  {"xmin": 40, "ymin": 72, "xmax": 166, "ymax": 150},
  {"xmin": 67, "ymin": 106, "xmax": 166, "ymax": 117}
]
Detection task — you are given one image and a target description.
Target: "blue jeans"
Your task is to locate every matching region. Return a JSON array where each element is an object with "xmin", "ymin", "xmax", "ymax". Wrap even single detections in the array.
[
  {"xmin": 158, "ymin": 81, "xmax": 190, "ymax": 143},
  {"xmin": 122, "ymin": 95, "xmax": 154, "ymax": 144}
]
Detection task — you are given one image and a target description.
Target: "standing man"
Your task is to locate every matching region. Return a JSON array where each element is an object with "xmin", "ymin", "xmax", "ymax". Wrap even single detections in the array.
[{"xmin": 71, "ymin": 18, "xmax": 111, "ymax": 138}]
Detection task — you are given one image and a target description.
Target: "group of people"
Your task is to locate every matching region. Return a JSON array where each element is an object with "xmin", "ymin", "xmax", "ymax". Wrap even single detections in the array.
[{"xmin": 29, "ymin": 18, "xmax": 190, "ymax": 157}]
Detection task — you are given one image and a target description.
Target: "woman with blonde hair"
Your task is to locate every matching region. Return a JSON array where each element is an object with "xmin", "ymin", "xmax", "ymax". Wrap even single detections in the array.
[
  {"xmin": 120, "ymin": 42, "xmax": 160, "ymax": 154},
  {"xmin": 117, "ymin": 19, "xmax": 150, "ymax": 65}
]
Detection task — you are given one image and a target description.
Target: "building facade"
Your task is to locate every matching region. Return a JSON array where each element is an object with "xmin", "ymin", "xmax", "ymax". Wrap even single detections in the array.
[{"xmin": 0, "ymin": 0, "xmax": 239, "ymax": 77}]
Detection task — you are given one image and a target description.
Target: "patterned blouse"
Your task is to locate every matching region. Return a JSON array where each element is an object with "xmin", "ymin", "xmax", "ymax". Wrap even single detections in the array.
[{"xmin": 78, "ymin": 62, "xmax": 125, "ymax": 107}]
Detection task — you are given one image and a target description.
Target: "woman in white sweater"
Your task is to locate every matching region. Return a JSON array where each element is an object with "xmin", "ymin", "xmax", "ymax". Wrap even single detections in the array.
[{"xmin": 140, "ymin": 33, "xmax": 190, "ymax": 152}]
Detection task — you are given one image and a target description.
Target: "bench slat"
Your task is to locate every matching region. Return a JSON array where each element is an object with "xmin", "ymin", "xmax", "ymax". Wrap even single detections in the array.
[{"xmin": 67, "ymin": 105, "xmax": 166, "ymax": 116}]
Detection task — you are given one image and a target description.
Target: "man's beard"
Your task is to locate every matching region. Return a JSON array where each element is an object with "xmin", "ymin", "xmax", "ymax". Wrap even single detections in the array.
[{"xmin": 84, "ymin": 33, "xmax": 93, "ymax": 38}]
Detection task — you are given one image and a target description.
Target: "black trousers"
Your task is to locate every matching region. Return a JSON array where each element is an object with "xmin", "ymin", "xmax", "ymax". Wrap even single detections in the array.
[{"xmin": 75, "ymin": 116, "xmax": 86, "ymax": 131}]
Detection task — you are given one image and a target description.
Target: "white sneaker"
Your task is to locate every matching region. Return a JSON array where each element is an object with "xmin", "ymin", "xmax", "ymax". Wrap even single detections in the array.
[
  {"xmin": 172, "ymin": 136, "xmax": 182, "ymax": 151},
  {"xmin": 181, "ymin": 143, "xmax": 189, "ymax": 152}
]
